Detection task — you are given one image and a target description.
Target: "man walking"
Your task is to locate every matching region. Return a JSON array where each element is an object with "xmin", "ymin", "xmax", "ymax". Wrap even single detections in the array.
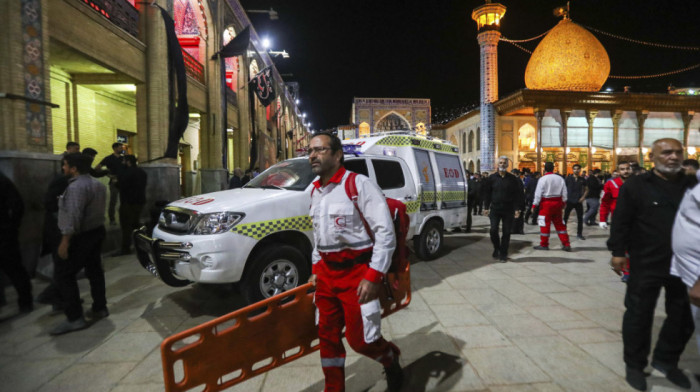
[
  {"xmin": 482, "ymin": 157, "xmax": 525, "ymax": 262},
  {"xmin": 466, "ymin": 172, "xmax": 477, "ymax": 232},
  {"xmin": 609, "ymin": 138, "xmax": 696, "ymax": 391},
  {"xmin": 599, "ymin": 161, "xmax": 631, "ymax": 229},
  {"xmin": 531, "ymin": 162, "xmax": 571, "ymax": 251},
  {"xmin": 307, "ymin": 133, "xmax": 403, "ymax": 391},
  {"xmin": 51, "ymin": 153, "xmax": 108, "ymax": 335},
  {"xmin": 0, "ymin": 172, "xmax": 33, "ymax": 313},
  {"xmin": 95, "ymin": 142, "xmax": 126, "ymax": 225},
  {"xmin": 524, "ymin": 171, "xmax": 541, "ymax": 225},
  {"xmin": 583, "ymin": 169, "xmax": 603, "ymax": 226},
  {"xmin": 118, "ymin": 155, "xmax": 147, "ymax": 255},
  {"xmin": 563, "ymin": 164, "xmax": 588, "ymax": 240}
]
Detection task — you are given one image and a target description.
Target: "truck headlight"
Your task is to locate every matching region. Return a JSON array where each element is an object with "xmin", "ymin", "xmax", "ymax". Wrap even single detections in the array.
[{"xmin": 192, "ymin": 212, "xmax": 245, "ymax": 235}]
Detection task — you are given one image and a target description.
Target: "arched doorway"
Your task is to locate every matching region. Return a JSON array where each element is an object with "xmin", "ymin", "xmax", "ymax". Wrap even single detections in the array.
[
  {"xmin": 468, "ymin": 160, "xmax": 475, "ymax": 174},
  {"xmin": 375, "ymin": 112, "xmax": 410, "ymax": 132}
]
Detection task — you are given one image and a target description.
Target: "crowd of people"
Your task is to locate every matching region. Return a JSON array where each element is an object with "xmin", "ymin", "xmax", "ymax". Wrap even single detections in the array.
[
  {"xmin": 471, "ymin": 138, "xmax": 700, "ymax": 390},
  {"xmin": 0, "ymin": 141, "xmax": 147, "ymax": 335}
]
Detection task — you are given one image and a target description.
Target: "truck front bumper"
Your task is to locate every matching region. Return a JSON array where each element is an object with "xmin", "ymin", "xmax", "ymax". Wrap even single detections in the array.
[{"xmin": 133, "ymin": 227, "xmax": 192, "ymax": 287}]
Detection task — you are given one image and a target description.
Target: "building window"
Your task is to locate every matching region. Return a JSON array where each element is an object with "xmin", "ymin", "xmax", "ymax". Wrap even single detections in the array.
[
  {"xmin": 468, "ymin": 130, "xmax": 474, "ymax": 152},
  {"xmin": 462, "ymin": 133, "xmax": 466, "ymax": 152},
  {"xmin": 476, "ymin": 128, "xmax": 481, "ymax": 150}
]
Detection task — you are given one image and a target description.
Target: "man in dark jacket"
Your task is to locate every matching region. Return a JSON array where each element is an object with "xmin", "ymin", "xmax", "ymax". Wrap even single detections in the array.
[
  {"xmin": 118, "ymin": 155, "xmax": 147, "ymax": 255},
  {"xmin": 608, "ymin": 138, "xmax": 697, "ymax": 391},
  {"xmin": 466, "ymin": 172, "xmax": 477, "ymax": 232},
  {"xmin": 583, "ymin": 169, "xmax": 603, "ymax": 225},
  {"xmin": 229, "ymin": 167, "xmax": 243, "ymax": 189},
  {"xmin": 563, "ymin": 164, "xmax": 588, "ymax": 240},
  {"xmin": 482, "ymin": 157, "xmax": 525, "ymax": 262},
  {"xmin": 0, "ymin": 172, "xmax": 33, "ymax": 313},
  {"xmin": 523, "ymin": 172, "xmax": 540, "ymax": 224}
]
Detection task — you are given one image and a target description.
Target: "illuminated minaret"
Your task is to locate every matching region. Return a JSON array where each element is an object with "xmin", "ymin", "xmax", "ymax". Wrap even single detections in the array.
[{"xmin": 472, "ymin": 0, "xmax": 506, "ymax": 172}]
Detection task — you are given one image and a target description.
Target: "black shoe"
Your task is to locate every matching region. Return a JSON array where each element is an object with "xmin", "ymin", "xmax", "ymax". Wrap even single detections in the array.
[
  {"xmin": 86, "ymin": 307, "xmax": 109, "ymax": 321},
  {"xmin": 499, "ymin": 256, "xmax": 508, "ymax": 263},
  {"xmin": 625, "ymin": 366, "xmax": 647, "ymax": 391},
  {"xmin": 562, "ymin": 246, "xmax": 572, "ymax": 252},
  {"xmin": 465, "ymin": 228, "xmax": 472, "ymax": 233},
  {"xmin": 19, "ymin": 303, "xmax": 33, "ymax": 314},
  {"xmin": 533, "ymin": 245, "xmax": 549, "ymax": 250},
  {"xmin": 576, "ymin": 235, "xmax": 586, "ymax": 240},
  {"xmin": 384, "ymin": 357, "xmax": 403, "ymax": 392},
  {"xmin": 492, "ymin": 250, "xmax": 500, "ymax": 259},
  {"xmin": 652, "ymin": 360, "xmax": 691, "ymax": 389}
]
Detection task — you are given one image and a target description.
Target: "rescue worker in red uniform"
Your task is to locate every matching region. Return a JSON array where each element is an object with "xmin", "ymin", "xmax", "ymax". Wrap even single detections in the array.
[
  {"xmin": 531, "ymin": 162, "xmax": 572, "ymax": 251},
  {"xmin": 307, "ymin": 133, "xmax": 402, "ymax": 392},
  {"xmin": 600, "ymin": 161, "xmax": 632, "ymax": 281},
  {"xmin": 599, "ymin": 161, "xmax": 632, "ymax": 229}
]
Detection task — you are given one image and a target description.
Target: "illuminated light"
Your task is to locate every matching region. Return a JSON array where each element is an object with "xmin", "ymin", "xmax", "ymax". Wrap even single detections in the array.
[
  {"xmin": 529, "ymin": 140, "xmax": 536, "ymax": 150},
  {"xmin": 689, "ymin": 147, "xmax": 697, "ymax": 155},
  {"xmin": 262, "ymin": 38, "xmax": 271, "ymax": 49},
  {"xmin": 605, "ymin": 87, "xmax": 613, "ymax": 92},
  {"xmin": 689, "ymin": 90, "xmax": 696, "ymax": 95},
  {"xmin": 642, "ymin": 147, "xmax": 649, "ymax": 154},
  {"xmin": 566, "ymin": 147, "xmax": 571, "ymax": 153},
  {"xmin": 591, "ymin": 147, "xmax": 597, "ymax": 154},
  {"xmin": 525, "ymin": 19, "xmax": 610, "ymax": 92},
  {"xmin": 616, "ymin": 148, "xmax": 622, "ymax": 154}
]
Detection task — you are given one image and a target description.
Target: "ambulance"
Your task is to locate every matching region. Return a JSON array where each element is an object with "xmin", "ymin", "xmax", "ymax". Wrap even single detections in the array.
[{"xmin": 134, "ymin": 131, "xmax": 468, "ymax": 303}]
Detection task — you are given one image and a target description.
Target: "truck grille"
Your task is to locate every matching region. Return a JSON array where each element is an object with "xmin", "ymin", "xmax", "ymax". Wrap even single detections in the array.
[{"xmin": 158, "ymin": 207, "xmax": 197, "ymax": 234}]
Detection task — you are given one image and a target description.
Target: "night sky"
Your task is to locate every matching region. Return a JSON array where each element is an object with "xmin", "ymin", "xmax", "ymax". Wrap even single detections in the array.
[{"xmin": 240, "ymin": 0, "xmax": 700, "ymax": 129}]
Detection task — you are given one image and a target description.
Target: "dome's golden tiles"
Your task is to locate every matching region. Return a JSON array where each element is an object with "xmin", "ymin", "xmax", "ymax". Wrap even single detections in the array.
[{"xmin": 525, "ymin": 19, "xmax": 610, "ymax": 92}]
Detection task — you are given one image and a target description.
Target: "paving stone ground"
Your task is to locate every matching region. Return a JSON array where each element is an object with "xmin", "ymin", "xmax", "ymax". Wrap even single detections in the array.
[{"xmin": 1, "ymin": 215, "xmax": 699, "ymax": 391}]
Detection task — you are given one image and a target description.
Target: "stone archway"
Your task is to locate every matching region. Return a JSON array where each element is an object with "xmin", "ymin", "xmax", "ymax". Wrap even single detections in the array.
[{"xmin": 375, "ymin": 112, "xmax": 410, "ymax": 132}]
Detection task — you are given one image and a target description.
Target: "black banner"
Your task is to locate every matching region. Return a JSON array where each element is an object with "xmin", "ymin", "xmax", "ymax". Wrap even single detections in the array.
[
  {"xmin": 249, "ymin": 66, "xmax": 276, "ymax": 107},
  {"xmin": 157, "ymin": 6, "xmax": 189, "ymax": 159}
]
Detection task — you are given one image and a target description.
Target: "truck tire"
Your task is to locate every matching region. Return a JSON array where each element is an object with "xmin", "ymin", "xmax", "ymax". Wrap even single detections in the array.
[
  {"xmin": 241, "ymin": 245, "xmax": 310, "ymax": 304},
  {"xmin": 414, "ymin": 220, "xmax": 443, "ymax": 260}
]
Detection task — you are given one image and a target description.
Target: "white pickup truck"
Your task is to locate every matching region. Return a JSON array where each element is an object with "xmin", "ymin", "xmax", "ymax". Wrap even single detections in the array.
[{"xmin": 134, "ymin": 133, "xmax": 468, "ymax": 303}]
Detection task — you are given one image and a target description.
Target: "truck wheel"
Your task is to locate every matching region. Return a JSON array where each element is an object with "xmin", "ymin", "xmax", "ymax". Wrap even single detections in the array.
[
  {"xmin": 241, "ymin": 245, "xmax": 310, "ymax": 304},
  {"xmin": 414, "ymin": 220, "xmax": 443, "ymax": 260}
]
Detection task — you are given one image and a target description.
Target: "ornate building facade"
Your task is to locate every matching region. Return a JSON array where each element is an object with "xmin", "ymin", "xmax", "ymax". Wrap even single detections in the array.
[
  {"xmin": 436, "ymin": 1, "xmax": 700, "ymax": 175},
  {"xmin": 350, "ymin": 98, "xmax": 431, "ymax": 137},
  {"xmin": 0, "ymin": 0, "xmax": 309, "ymax": 263}
]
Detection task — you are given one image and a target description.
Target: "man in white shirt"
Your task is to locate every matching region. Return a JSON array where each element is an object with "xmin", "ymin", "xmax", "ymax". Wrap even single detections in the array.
[
  {"xmin": 307, "ymin": 132, "xmax": 402, "ymax": 392},
  {"xmin": 531, "ymin": 162, "xmax": 572, "ymax": 251}
]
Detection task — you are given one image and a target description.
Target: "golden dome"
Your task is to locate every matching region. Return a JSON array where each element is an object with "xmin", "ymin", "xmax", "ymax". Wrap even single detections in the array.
[{"xmin": 524, "ymin": 19, "xmax": 610, "ymax": 92}]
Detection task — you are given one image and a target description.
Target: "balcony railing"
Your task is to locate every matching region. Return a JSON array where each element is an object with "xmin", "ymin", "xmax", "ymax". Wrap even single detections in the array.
[
  {"xmin": 80, "ymin": 0, "xmax": 139, "ymax": 38},
  {"xmin": 181, "ymin": 49, "xmax": 205, "ymax": 84}
]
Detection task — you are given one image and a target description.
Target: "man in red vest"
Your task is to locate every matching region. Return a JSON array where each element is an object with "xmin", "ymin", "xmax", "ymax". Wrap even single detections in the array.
[
  {"xmin": 599, "ymin": 161, "xmax": 632, "ymax": 229},
  {"xmin": 307, "ymin": 132, "xmax": 402, "ymax": 392},
  {"xmin": 531, "ymin": 162, "xmax": 571, "ymax": 251}
]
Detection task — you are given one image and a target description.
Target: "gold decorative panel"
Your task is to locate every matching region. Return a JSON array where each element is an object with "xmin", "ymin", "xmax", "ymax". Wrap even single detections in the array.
[{"xmin": 524, "ymin": 19, "xmax": 610, "ymax": 92}]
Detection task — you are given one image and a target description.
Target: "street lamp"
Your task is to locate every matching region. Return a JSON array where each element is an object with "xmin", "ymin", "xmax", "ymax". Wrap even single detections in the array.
[{"xmin": 246, "ymin": 7, "xmax": 279, "ymax": 20}]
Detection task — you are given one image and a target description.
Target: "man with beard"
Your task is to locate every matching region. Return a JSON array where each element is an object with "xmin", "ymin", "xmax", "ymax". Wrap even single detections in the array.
[
  {"xmin": 307, "ymin": 133, "xmax": 403, "ymax": 391},
  {"xmin": 482, "ymin": 157, "xmax": 525, "ymax": 262},
  {"xmin": 608, "ymin": 138, "xmax": 697, "ymax": 391},
  {"xmin": 599, "ymin": 161, "xmax": 632, "ymax": 229}
]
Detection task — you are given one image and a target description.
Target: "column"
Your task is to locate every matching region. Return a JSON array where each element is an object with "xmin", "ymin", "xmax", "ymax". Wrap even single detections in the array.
[
  {"xmin": 636, "ymin": 110, "xmax": 648, "ymax": 165},
  {"xmin": 612, "ymin": 110, "xmax": 622, "ymax": 167},
  {"xmin": 682, "ymin": 111, "xmax": 695, "ymax": 158},
  {"xmin": 478, "ymin": 30, "xmax": 500, "ymax": 172},
  {"xmin": 560, "ymin": 109, "xmax": 570, "ymax": 174},
  {"xmin": 535, "ymin": 109, "xmax": 544, "ymax": 173},
  {"xmin": 586, "ymin": 109, "xmax": 598, "ymax": 174}
]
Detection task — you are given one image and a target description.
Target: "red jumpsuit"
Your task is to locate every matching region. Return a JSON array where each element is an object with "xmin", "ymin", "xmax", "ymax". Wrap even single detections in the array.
[
  {"xmin": 310, "ymin": 167, "xmax": 399, "ymax": 392},
  {"xmin": 532, "ymin": 173, "xmax": 571, "ymax": 248},
  {"xmin": 599, "ymin": 177, "xmax": 623, "ymax": 224},
  {"xmin": 600, "ymin": 177, "xmax": 629, "ymax": 277}
]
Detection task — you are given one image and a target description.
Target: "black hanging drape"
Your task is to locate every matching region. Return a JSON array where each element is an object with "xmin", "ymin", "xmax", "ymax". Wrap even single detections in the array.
[
  {"xmin": 212, "ymin": 26, "xmax": 251, "ymax": 169},
  {"xmin": 157, "ymin": 6, "xmax": 189, "ymax": 159}
]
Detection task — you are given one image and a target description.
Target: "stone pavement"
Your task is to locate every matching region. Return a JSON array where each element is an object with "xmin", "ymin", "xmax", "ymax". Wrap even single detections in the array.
[{"xmin": 1, "ymin": 215, "xmax": 699, "ymax": 391}]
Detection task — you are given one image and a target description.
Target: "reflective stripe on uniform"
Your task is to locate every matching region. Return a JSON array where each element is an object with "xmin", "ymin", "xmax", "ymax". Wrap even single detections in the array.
[
  {"xmin": 557, "ymin": 231, "xmax": 567, "ymax": 234},
  {"xmin": 321, "ymin": 357, "xmax": 346, "ymax": 368},
  {"xmin": 540, "ymin": 233, "xmax": 550, "ymax": 237},
  {"xmin": 318, "ymin": 239, "xmax": 373, "ymax": 251}
]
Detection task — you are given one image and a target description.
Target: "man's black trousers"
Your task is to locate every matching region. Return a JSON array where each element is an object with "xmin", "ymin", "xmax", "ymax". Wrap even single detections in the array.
[
  {"xmin": 489, "ymin": 210, "xmax": 514, "ymax": 257},
  {"xmin": 622, "ymin": 272, "xmax": 694, "ymax": 370},
  {"xmin": 466, "ymin": 201, "xmax": 476, "ymax": 231},
  {"xmin": 563, "ymin": 202, "xmax": 584, "ymax": 236},
  {"xmin": 55, "ymin": 226, "xmax": 107, "ymax": 321},
  {"xmin": 119, "ymin": 203, "xmax": 144, "ymax": 253},
  {"xmin": 0, "ymin": 234, "xmax": 32, "ymax": 308}
]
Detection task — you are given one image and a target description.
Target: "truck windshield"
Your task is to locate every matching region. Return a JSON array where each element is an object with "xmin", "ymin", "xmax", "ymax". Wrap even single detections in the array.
[{"xmin": 244, "ymin": 159, "xmax": 316, "ymax": 191}]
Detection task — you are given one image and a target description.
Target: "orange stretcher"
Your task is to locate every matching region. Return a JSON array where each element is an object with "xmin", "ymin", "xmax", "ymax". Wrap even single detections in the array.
[{"xmin": 160, "ymin": 264, "xmax": 411, "ymax": 392}]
